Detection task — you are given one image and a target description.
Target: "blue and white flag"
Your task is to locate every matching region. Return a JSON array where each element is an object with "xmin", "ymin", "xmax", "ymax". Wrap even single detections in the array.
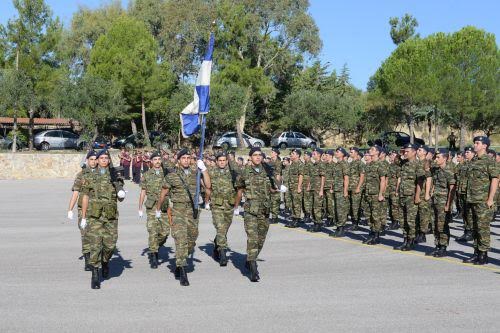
[{"xmin": 180, "ymin": 33, "xmax": 214, "ymax": 138}]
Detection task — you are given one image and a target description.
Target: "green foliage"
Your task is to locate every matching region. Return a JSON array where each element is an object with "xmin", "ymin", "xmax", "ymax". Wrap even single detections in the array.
[{"xmin": 389, "ymin": 13, "xmax": 419, "ymax": 45}]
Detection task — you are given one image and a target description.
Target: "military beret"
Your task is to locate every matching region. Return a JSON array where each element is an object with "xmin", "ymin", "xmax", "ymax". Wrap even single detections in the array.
[
  {"xmin": 311, "ymin": 147, "xmax": 323, "ymax": 155},
  {"xmin": 283, "ymin": 157, "xmax": 290, "ymax": 161},
  {"xmin": 380, "ymin": 147, "xmax": 388, "ymax": 155},
  {"xmin": 96, "ymin": 149, "xmax": 109, "ymax": 158},
  {"xmin": 389, "ymin": 150, "xmax": 398, "ymax": 155},
  {"xmin": 487, "ymin": 149, "xmax": 496, "ymax": 155},
  {"xmin": 428, "ymin": 148, "xmax": 435, "ymax": 154},
  {"xmin": 215, "ymin": 151, "xmax": 227, "ymax": 159},
  {"xmin": 370, "ymin": 145, "xmax": 383, "ymax": 153},
  {"xmin": 473, "ymin": 136, "xmax": 490, "ymax": 146},
  {"xmin": 249, "ymin": 146, "xmax": 262, "ymax": 156},
  {"xmin": 436, "ymin": 148, "xmax": 449, "ymax": 155},
  {"xmin": 403, "ymin": 143, "xmax": 418, "ymax": 150},
  {"xmin": 150, "ymin": 151, "xmax": 161, "ymax": 159},
  {"xmin": 418, "ymin": 145, "xmax": 430, "ymax": 152},
  {"xmin": 464, "ymin": 146, "xmax": 474, "ymax": 152},
  {"xmin": 86, "ymin": 150, "xmax": 97, "ymax": 159},
  {"xmin": 177, "ymin": 148, "xmax": 190, "ymax": 159},
  {"xmin": 350, "ymin": 147, "xmax": 360, "ymax": 153},
  {"xmin": 336, "ymin": 147, "xmax": 348, "ymax": 156},
  {"xmin": 271, "ymin": 148, "xmax": 281, "ymax": 155},
  {"xmin": 304, "ymin": 151, "xmax": 312, "ymax": 157},
  {"xmin": 290, "ymin": 148, "xmax": 302, "ymax": 156},
  {"xmin": 326, "ymin": 149, "xmax": 335, "ymax": 156}
]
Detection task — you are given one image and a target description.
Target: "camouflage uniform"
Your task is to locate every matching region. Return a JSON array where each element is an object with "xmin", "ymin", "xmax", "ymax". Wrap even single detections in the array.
[
  {"xmin": 380, "ymin": 159, "xmax": 390, "ymax": 228},
  {"xmin": 387, "ymin": 162, "xmax": 402, "ymax": 225},
  {"xmin": 417, "ymin": 160, "xmax": 433, "ymax": 233},
  {"xmin": 71, "ymin": 168, "xmax": 95, "ymax": 255},
  {"xmin": 209, "ymin": 166, "xmax": 237, "ymax": 249},
  {"xmin": 302, "ymin": 160, "xmax": 313, "ymax": 217},
  {"xmin": 236, "ymin": 165, "xmax": 272, "ymax": 261},
  {"xmin": 466, "ymin": 155, "xmax": 498, "ymax": 252},
  {"xmin": 457, "ymin": 161, "xmax": 472, "ymax": 232},
  {"xmin": 323, "ymin": 161, "xmax": 336, "ymax": 222},
  {"xmin": 431, "ymin": 164, "xmax": 456, "ymax": 247},
  {"xmin": 141, "ymin": 168, "xmax": 170, "ymax": 253},
  {"xmin": 286, "ymin": 160, "xmax": 304, "ymax": 219},
  {"xmin": 399, "ymin": 160, "xmax": 425, "ymax": 240},
  {"xmin": 364, "ymin": 160, "xmax": 386, "ymax": 232},
  {"xmin": 333, "ymin": 160, "xmax": 349, "ymax": 226},
  {"xmin": 348, "ymin": 159, "xmax": 365, "ymax": 224},
  {"xmin": 162, "ymin": 166, "xmax": 199, "ymax": 267},
  {"xmin": 81, "ymin": 167, "xmax": 121, "ymax": 268},
  {"xmin": 309, "ymin": 161, "xmax": 325, "ymax": 223},
  {"xmin": 282, "ymin": 164, "xmax": 292, "ymax": 209},
  {"xmin": 269, "ymin": 158, "xmax": 282, "ymax": 220}
]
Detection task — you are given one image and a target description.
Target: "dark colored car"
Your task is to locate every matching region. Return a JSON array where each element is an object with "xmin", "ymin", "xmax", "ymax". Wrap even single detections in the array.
[
  {"xmin": 112, "ymin": 131, "xmax": 167, "ymax": 150},
  {"xmin": 0, "ymin": 134, "xmax": 25, "ymax": 150},
  {"xmin": 368, "ymin": 131, "xmax": 425, "ymax": 148}
]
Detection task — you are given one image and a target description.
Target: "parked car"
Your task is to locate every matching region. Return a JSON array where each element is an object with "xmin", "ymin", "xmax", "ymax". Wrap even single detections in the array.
[
  {"xmin": 368, "ymin": 131, "xmax": 425, "ymax": 148},
  {"xmin": 34, "ymin": 130, "xmax": 80, "ymax": 151},
  {"xmin": 0, "ymin": 135, "xmax": 25, "ymax": 150},
  {"xmin": 271, "ymin": 131, "xmax": 317, "ymax": 149},
  {"xmin": 112, "ymin": 131, "xmax": 167, "ymax": 150},
  {"xmin": 77, "ymin": 136, "xmax": 112, "ymax": 151},
  {"xmin": 213, "ymin": 132, "xmax": 265, "ymax": 149}
]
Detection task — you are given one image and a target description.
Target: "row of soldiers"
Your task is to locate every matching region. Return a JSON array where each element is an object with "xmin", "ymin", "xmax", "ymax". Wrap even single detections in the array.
[
  {"xmin": 68, "ymin": 146, "xmax": 276, "ymax": 289},
  {"xmin": 275, "ymin": 136, "xmax": 498, "ymax": 263}
]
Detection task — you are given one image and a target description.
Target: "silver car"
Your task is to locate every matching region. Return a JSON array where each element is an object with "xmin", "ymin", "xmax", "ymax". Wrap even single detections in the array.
[
  {"xmin": 271, "ymin": 131, "xmax": 317, "ymax": 149},
  {"xmin": 214, "ymin": 131, "xmax": 265, "ymax": 149},
  {"xmin": 0, "ymin": 135, "xmax": 24, "ymax": 150},
  {"xmin": 34, "ymin": 130, "xmax": 80, "ymax": 150}
]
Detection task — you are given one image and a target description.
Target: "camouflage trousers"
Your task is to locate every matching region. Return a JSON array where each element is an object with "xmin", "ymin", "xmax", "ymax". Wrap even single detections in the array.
[
  {"xmin": 310, "ymin": 191, "xmax": 324, "ymax": 223},
  {"xmin": 458, "ymin": 193, "xmax": 472, "ymax": 231},
  {"xmin": 366, "ymin": 194, "xmax": 385, "ymax": 232},
  {"xmin": 302, "ymin": 190, "xmax": 313, "ymax": 216},
  {"xmin": 270, "ymin": 192, "xmax": 281, "ymax": 219},
  {"xmin": 87, "ymin": 216, "xmax": 118, "ymax": 268},
  {"xmin": 288, "ymin": 189, "xmax": 303, "ymax": 219},
  {"xmin": 333, "ymin": 192, "xmax": 348, "ymax": 226},
  {"xmin": 211, "ymin": 202, "xmax": 234, "ymax": 249},
  {"xmin": 388, "ymin": 192, "xmax": 402, "ymax": 223},
  {"xmin": 348, "ymin": 190, "xmax": 362, "ymax": 223},
  {"xmin": 400, "ymin": 195, "xmax": 418, "ymax": 239},
  {"xmin": 417, "ymin": 199, "xmax": 432, "ymax": 233},
  {"xmin": 324, "ymin": 191, "xmax": 335, "ymax": 220},
  {"xmin": 432, "ymin": 196, "xmax": 450, "ymax": 246},
  {"xmin": 78, "ymin": 208, "xmax": 91, "ymax": 255},
  {"xmin": 146, "ymin": 208, "xmax": 170, "ymax": 253},
  {"xmin": 171, "ymin": 203, "xmax": 199, "ymax": 267},
  {"xmin": 468, "ymin": 202, "xmax": 494, "ymax": 252},
  {"xmin": 243, "ymin": 202, "xmax": 270, "ymax": 261}
]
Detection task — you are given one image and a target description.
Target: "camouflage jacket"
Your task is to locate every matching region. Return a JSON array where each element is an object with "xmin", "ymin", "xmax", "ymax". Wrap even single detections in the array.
[
  {"xmin": 72, "ymin": 167, "xmax": 96, "ymax": 207},
  {"xmin": 466, "ymin": 155, "xmax": 499, "ymax": 204},
  {"xmin": 332, "ymin": 160, "xmax": 349, "ymax": 192},
  {"xmin": 302, "ymin": 160, "xmax": 311, "ymax": 188},
  {"xmin": 387, "ymin": 162, "xmax": 400, "ymax": 193},
  {"xmin": 348, "ymin": 159, "xmax": 364, "ymax": 191},
  {"xmin": 323, "ymin": 161, "xmax": 335, "ymax": 191},
  {"xmin": 236, "ymin": 164, "xmax": 272, "ymax": 206},
  {"xmin": 287, "ymin": 160, "xmax": 304, "ymax": 189},
  {"xmin": 141, "ymin": 168, "xmax": 165, "ymax": 209},
  {"xmin": 364, "ymin": 160, "xmax": 386, "ymax": 195},
  {"xmin": 163, "ymin": 166, "xmax": 197, "ymax": 204},
  {"xmin": 209, "ymin": 166, "xmax": 236, "ymax": 204},
  {"xmin": 417, "ymin": 159, "xmax": 432, "ymax": 199},
  {"xmin": 399, "ymin": 159, "xmax": 425, "ymax": 197},
  {"xmin": 457, "ymin": 161, "xmax": 469, "ymax": 194},
  {"xmin": 308, "ymin": 161, "xmax": 325, "ymax": 191},
  {"xmin": 81, "ymin": 167, "xmax": 119, "ymax": 219},
  {"xmin": 431, "ymin": 164, "xmax": 456, "ymax": 201}
]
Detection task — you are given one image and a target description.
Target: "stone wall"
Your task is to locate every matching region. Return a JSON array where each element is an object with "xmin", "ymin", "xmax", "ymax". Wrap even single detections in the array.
[{"xmin": 0, "ymin": 152, "xmax": 120, "ymax": 180}]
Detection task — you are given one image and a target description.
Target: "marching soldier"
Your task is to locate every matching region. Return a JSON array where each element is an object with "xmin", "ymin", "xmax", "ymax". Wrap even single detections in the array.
[
  {"xmin": 207, "ymin": 152, "xmax": 237, "ymax": 266},
  {"xmin": 302, "ymin": 151, "xmax": 313, "ymax": 223},
  {"xmin": 456, "ymin": 147, "xmax": 475, "ymax": 242},
  {"xmin": 348, "ymin": 147, "xmax": 365, "ymax": 230},
  {"xmin": 156, "ymin": 148, "xmax": 211, "ymax": 286},
  {"xmin": 269, "ymin": 148, "xmax": 283, "ymax": 224},
  {"xmin": 285, "ymin": 149, "xmax": 304, "ymax": 228},
  {"xmin": 463, "ymin": 136, "xmax": 499, "ymax": 265},
  {"xmin": 234, "ymin": 147, "xmax": 275, "ymax": 282},
  {"xmin": 81, "ymin": 149, "xmax": 126, "ymax": 289},
  {"xmin": 309, "ymin": 148, "xmax": 326, "ymax": 232},
  {"xmin": 67, "ymin": 150, "xmax": 97, "ymax": 271},
  {"xmin": 332, "ymin": 147, "xmax": 349, "ymax": 237},
  {"xmin": 416, "ymin": 145, "xmax": 433, "ymax": 243},
  {"xmin": 427, "ymin": 148, "xmax": 456, "ymax": 257},
  {"xmin": 138, "ymin": 151, "xmax": 170, "ymax": 269},
  {"xmin": 387, "ymin": 150, "xmax": 402, "ymax": 230}
]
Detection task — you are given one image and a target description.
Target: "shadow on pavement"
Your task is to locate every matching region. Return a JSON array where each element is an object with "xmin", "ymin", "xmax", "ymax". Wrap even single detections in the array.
[{"xmin": 109, "ymin": 248, "xmax": 133, "ymax": 279}]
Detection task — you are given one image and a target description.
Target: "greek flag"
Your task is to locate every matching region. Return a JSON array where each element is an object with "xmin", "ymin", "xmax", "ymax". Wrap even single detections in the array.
[{"xmin": 180, "ymin": 33, "xmax": 214, "ymax": 138}]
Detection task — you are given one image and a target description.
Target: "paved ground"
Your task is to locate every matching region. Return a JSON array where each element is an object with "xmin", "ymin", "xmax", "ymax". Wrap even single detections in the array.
[{"xmin": 0, "ymin": 179, "xmax": 499, "ymax": 332}]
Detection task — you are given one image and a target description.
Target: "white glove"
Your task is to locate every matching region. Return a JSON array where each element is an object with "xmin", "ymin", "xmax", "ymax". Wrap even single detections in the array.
[
  {"xmin": 138, "ymin": 210, "xmax": 143, "ymax": 218},
  {"xmin": 233, "ymin": 207, "xmax": 240, "ymax": 216},
  {"xmin": 67, "ymin": 211, "xmax": 74, "ymax": 220},
  {"xmin": 117, "ymin": 190, "xmax": 126, "ymax": 199},
  {"xmin": 79, "ymin": 218, "xmax": 87, "ymax": 229},
  {"xmin": 155, "ymin": 210, "xmax": 161, "ymax": 218},
  {"xmin": 205, "ymin": 203, "xmax": 211, "ymax": 210},
  {"xmin": 197, "ymin": 160, "xmax": 207, "ymax": 172},
  {"xmin": 280, "ymin": 185, "xmax": 288, "ymax": 193}
]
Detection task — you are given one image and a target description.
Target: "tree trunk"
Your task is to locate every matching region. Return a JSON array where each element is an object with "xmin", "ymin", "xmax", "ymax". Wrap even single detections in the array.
[
  {"xmin": 141, "ymin": 93, "xmax": 151, "ymax": 147},
  {"xmin": 130, "ymin": 119, "xmax": 137, "ymax": 135},
  {"xmin": 459, "ymin": 122, "xmax": 466, "ymax": 151},
  {"xmin": 92, "ymin": 125, "xmax": 99, "ymax": 143},
  {"xmin": 434, "ymin": 108, "xmax": 439, "ymax": 150},
  {"xmin": 12, "ymin": 110, "xmax": 18, "ymax": 153},
  {"xmin": 406, "ymin": 107, "xmax": 415, "ymax": 144},
  {"xmin": 236, "ymin": 85, "xmax": 252, "ymax": 148},
  {"xmin": 427, "ymin": 117, "xmax": 432, "ymax": 146},
  {"xmin": 28, "ymin": 107, "xmax": 35, "ymax": 150}
]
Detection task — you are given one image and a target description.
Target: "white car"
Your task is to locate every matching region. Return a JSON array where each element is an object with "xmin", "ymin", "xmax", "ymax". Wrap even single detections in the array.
[{"xmin": 214, "ymin": 132, "xmax": 265, "ymax": 149}]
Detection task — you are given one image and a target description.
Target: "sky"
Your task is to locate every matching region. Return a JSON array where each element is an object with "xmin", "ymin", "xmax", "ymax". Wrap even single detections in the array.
[{"xmin": 1, "ymin": 0, "xmax": 499, "ymax": 90}]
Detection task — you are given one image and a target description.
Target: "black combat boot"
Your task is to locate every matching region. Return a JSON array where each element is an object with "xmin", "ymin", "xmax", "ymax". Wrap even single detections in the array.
[
  {"xmin": 324, "ymin": 218, "xmax": 332, "ymax": 227},
  {"xmin": 401, "ymin": 238, "xmax": 415, "ymax": 251},
  {"xmin": 366, "ymin": 232, "xmax": 380, "ymax": 245},
  {"xmin": 350, "ymin": 221, "xmax": 360, "ymax": 231},
  {"xmin": 463, "ymin": 248, "xmax": 479, "ymax": 264},
  {"xmin": 213, "ymin": 239, "xmax": 220, "ymax": 261},
  {"xmin": 83, "ymin": 253, "xmax": 91, "ymax": 271},
  {"xmin": 389, "ymin": 220, "xmax": 400, "ymax": 230},
  {"xmin": 380, "ymin": 225, "xmax": 387, "ymax": 236},
  {"xmin": 91, "ymin": 267, "xmax": 100, "ymax": 290},
  {"xmin": 310, "ymin": 222, "xmax": 322, "ymax": 232},
  {"xmin": 426, "ymin": 223, "xmax": 433, "ymax": 234},
  {"xmin": 433, "ymin": 246, "xmax": 446, "ymax": 258},
  {"xmin": 249, "ymin": 261, "xmax": 259, "ymax": 282},
  {"xmin": 150, "ymin": 252, "xmax": 158, "ymax": 269},
  {"xmin": 179, "ymin": 267, "xmax": 190, "ymax": 286},
  {"xmin": 333, "ymin": 226, "xmax": 345, "ymax": 237},
  {"xmin": 456, "ymin": 231, "xmax": 468, "ymax": 242},
  {"xmin": 174, "ymin": 266, "xmax": 181, "ymax": 279},
  {"xmin": 464, "ymin": 230, "xmax": 473, "ymax": 241},
  {"xmin": 219, "ymin": 248, "xmax": 228, "ymax": 267},
  {"xmin": 426, "ymin": 246, "xmax": 439, "ymax": 256},
  {"xmin": 268, "ymin": 217, "xmax": 277, "ymax": 224},
  {"xmin": 101, "ymin": 261, "xmax": 109, "ymax": 279},
  {"xmin": 394, "ymin": 237, "xmax": 408, "ymax": 250},
  {"xmin": 474, "ymin": 251, "xmax": 488, "ymax": 265},
  {"xmin": 363, "ymin": 231, "xmax": 374, "ymax": 244}
]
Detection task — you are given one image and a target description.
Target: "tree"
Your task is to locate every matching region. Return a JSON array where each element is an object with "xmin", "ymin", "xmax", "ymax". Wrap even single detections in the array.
[
  {"xmin": 128, "ymin": 0, "xmax": 165, "ymax": 39},
  {"xmin": 89, "ymin": 15, "xmax": 157, "ymax": 146},
  {"xmin": 389, "ymin": 13, "xmax": 419, "ymax": 45}
]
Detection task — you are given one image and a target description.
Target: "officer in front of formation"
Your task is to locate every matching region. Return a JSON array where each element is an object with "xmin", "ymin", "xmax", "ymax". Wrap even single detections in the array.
[
  {"xmin": 138, "ymin": 151, "xmax": 170, "ymax": 269},
  {"xmin": 80, "ymin": 149, "xmax": 126, "ymax": 289}
]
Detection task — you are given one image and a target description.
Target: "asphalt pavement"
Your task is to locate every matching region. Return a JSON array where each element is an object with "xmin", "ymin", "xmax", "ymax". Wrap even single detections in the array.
[{"xmin": 0, "ymin": 179, "xmax": 499, "ymax": 332}]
